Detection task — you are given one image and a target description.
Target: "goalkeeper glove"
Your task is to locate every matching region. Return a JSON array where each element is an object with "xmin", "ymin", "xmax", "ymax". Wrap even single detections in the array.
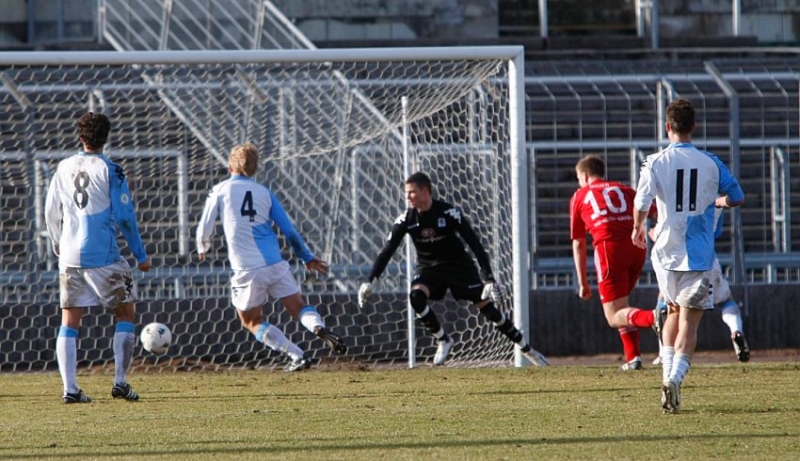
[
  {"xmin": 481, "ymin": 279, "xmax": 505, "ymax": 305},
  {"xmin": 358, "ymin": 281, "xmax": 374, "ymax": 309}
]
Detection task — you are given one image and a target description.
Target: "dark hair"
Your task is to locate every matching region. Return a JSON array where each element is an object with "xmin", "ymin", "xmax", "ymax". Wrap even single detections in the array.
[
  {"xmin": 575, "ymin": 155, "xmax": 605, "ymax": 178},
  {"xmin": 405, "ymin": 172, "xmax": 432, "ymax": 193},
  {"xmin": 666, "ymin": 98, "xmax": 695, "ymax": 135},
  {"xmin": 77, "ymin": 112, "xmax": 111, "ymax": 150}
]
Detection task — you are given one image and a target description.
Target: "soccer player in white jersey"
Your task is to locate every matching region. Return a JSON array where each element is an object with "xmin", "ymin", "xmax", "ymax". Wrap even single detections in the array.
[
  {"xmin": 196, "ymin": 143, "xmax": 347, "ymax": 372},
  {"xmin": 44, "ymin": 112, "xmax": 151, "ymax": 404},
  {"xmin": 652, "ymin": 208, "xmax": 750, "ymax": 365},
  {"xmin": 632, "ymin": 98, "xmax": 744, "ymax": 414}
]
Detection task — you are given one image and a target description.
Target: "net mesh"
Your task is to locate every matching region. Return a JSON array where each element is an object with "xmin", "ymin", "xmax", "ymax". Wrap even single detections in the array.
[{"xmin": 0, "ymin": 53, "xmax": 521, "ymax": 371}]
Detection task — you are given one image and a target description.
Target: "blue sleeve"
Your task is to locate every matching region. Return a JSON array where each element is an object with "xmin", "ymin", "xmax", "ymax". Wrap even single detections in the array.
[
  {"xmin": 714, "ymin": 157, "xmax": 745, "ymax": 205},
  {"xmin": 268, "ymin": 190, "xmax": 314, "ymax": 262},
  {"xmin": 109, "ymin": 163, "xmax": 148, "ymax": 264}
]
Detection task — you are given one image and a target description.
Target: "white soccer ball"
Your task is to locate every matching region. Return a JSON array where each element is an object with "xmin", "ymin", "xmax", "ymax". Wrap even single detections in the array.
[{"xmin": 140, "ymin": 322, "xmax": 172, "ymax": 354}]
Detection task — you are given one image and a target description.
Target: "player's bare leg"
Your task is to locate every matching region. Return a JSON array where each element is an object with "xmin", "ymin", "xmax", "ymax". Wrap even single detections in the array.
[
  {"xmin": 652, "ymin": 297, "xmax": 668, "ymax": 365},
  {"xmin": 603, "ymin": 297, "xmax": 644, "ymax": 370}
]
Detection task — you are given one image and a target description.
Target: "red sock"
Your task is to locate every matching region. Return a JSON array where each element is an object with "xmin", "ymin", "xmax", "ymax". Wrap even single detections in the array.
[
  {"xmin": 618, "ymin": 327, "xmax": 641, "ymax": 361},
  {"xmin": 627, "ymin": 308, "xmax": 655, "ymax": 329}
]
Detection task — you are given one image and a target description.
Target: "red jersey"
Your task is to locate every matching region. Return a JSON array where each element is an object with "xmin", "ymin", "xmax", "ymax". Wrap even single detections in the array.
[{"xmin": 570, "ymin": 180, "xmax": 637, "ymax": 243}]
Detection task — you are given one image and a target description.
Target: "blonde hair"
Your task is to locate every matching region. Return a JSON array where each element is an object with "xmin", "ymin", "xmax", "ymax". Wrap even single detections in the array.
[{"xmin": 229, "ymin": 143, "xmax": 259, "ymax": 177}]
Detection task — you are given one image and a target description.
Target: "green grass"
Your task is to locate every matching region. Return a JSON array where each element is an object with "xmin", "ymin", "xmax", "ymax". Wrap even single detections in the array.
[{"xmin": 2, "ymin": 362, "xmax": 800, "ymax": 460}]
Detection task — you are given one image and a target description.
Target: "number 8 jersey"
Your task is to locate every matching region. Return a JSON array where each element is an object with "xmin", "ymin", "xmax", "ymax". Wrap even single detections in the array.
[
  {"xmin": 196, "ymin": 175, "xmax": 314, "ymax": 271},
  {"xmin": 44, "ymin": 151, "xmax": 147, "ymax": 268}
]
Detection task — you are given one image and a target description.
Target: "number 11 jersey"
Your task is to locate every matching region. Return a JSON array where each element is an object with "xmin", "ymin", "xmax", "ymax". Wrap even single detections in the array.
[{"xmin": 634, "ymin": 142, "xmax": 743, "ymax": 272}]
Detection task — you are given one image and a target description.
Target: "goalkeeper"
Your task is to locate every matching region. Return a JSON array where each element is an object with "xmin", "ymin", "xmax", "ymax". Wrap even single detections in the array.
[{"xmin": 358, "ymin": 172, "xmax": 548, "ymax": 366}]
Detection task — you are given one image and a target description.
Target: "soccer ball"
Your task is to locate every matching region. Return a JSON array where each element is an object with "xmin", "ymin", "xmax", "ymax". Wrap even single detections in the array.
[{"xmin": 140, "ymin": 322, "xmax": 172, "ymax": 354}]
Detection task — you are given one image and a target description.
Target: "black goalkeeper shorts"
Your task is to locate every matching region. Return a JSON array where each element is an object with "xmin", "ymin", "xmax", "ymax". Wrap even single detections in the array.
[{"xmin": 411, "ymin": 263, "xmax": 484, "ymax": 303}]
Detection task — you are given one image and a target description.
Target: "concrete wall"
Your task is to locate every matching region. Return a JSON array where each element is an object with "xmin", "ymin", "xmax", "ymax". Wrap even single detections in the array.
[
  {"xmin": 274, "ymin": 0, "xmax": 499, "ymax": 42},
  {"xmin": 530, "ymin": 285, "xmax": 800, "ymax": 357},
  {"xmin": 661, "ymin": 0, "xmax": 800, "ymax": 43},
  {"xmin": 0, "ymin": 0, "xmax": 25, "ymax": 21},
  {"xmin": 274, "ymin": 0, "xmax": 800, "ymax": 44},
  {"xmin": 0, "ymin": 0, "xmax": 95, "ymax": 47},
  {"xmin": 0, "ymin": 0, "xmax": 26, "ymax": 46},
  {"xmin": 5, "ymin": 0, "xmax": 800, "ymax": 48}
]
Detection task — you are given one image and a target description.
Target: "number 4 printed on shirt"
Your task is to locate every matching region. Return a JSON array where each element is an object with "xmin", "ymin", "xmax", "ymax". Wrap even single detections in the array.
[{"xmin": 240, "ymin": 191, "xmax": 257, "ymax": 222}]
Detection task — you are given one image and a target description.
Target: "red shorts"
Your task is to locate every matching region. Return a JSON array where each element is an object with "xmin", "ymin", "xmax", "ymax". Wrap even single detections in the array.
[{"xmin": 593, "ymin": 239, "xmax": 646, "ymax": 303}]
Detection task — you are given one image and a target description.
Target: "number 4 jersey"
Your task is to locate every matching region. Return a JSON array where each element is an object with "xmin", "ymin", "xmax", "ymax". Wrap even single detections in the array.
[
  {"xmin": 44, "ymin": 151, "xmax": 147, "ymax": 268},
  {"xmin": 196, "ymin": 175, "xmax": 314, "ymax": 271},
  {"xmin": 634, "ymin": 142, "xmax": 744, "ymax": 272}
]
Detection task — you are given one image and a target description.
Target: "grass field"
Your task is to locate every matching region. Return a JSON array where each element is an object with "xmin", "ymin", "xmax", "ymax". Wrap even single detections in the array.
[{"xmin": 2, "ymin": 361, "xmax": 800, "ymax": 460}]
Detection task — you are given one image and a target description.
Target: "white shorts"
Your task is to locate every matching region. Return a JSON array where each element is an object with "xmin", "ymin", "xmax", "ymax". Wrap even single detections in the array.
[
  {"xmin": 707, "ymin": 258, "xmax": 731, "ymax": 305},
  {"xmin": 653, "ymin": 262, "xmax": 713, "ymax": 311},
  {"xmin": 230, "ymin": 260, "xmax": 300, "ymax": 311},
  {"xmin": 59, "ymin": 257, "xmax": 136, "ymax": 309}
]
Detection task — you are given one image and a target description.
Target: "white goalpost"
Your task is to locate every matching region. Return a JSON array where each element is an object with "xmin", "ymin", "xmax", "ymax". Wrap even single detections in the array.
[{"xmin": 0, "ymin": 47, "xmax": 529, "ymax": 371}]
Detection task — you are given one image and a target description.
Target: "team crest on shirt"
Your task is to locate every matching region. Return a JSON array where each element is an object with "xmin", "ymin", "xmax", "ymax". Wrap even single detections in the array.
[
  {"xmin": 120, "ymin": 194, "xmax": 130, "ymax": 204},
  {"xmin": 444, "ymin": 208, "xmax": 461, "ymax": 223},
  {"xmin": 421, "ymin": 228, "xmax": 436, "ymax": 238}
]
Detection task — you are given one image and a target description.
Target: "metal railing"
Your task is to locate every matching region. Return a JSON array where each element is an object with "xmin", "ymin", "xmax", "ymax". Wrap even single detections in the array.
[{"xmin": 525, "ymin": 61, "xmax": 800, "ymax": 289}]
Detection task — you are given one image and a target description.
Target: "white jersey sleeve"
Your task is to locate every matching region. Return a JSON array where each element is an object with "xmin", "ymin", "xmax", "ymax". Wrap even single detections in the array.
[
  {"xmin": 44, "ymin": 152, "xmax": 147, "ymax": 268},
  {"xmin": 196, "ymin": 175, "xmax": 314, "ymax": 271},
  {"xmin": 196, "ymin": 185, "xmax": 221, "ymax": 256}
]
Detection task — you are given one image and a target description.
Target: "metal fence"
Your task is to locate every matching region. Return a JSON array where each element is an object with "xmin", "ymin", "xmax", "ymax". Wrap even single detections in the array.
[
  {"xmin": 90, "ymin": 0, "xmax": 800, "ymax": 290},
  {"xmin": 524, "ymin": 55, "xmax": 800, "ymax": 289},
  {"xmin": 2, "ymin": 6, "xmax": 800, "ymax": 299}
]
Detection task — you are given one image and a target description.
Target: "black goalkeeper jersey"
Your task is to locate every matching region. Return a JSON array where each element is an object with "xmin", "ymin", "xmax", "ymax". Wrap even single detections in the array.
[{"xmin": 367, "ymin": 199, "xmax": 493, "ymax": 282}]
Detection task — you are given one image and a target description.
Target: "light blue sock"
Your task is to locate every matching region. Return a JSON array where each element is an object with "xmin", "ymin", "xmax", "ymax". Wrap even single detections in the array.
[{"xmin": 114, "ymin": 321, "xmax": 135, "ymax": 385}]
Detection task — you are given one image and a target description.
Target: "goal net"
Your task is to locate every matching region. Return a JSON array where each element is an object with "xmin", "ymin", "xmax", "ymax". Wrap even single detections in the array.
[{"xmin": 0, "ymin": 48, "xmax": 528, "ymax": 372}]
